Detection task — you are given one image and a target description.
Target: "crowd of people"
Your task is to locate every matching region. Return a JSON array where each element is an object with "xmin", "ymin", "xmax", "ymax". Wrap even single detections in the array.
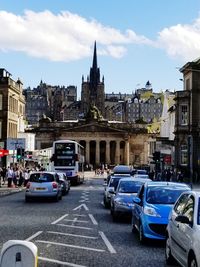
[{"xmin": 0, "ymin": 165, "xmax": 46, "ymax": 188}]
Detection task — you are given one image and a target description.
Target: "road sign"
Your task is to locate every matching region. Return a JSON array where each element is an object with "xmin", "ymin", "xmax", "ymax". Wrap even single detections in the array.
[{"xmin": 7, "ymin": 138, "xmax": 25, "ymax": 150}]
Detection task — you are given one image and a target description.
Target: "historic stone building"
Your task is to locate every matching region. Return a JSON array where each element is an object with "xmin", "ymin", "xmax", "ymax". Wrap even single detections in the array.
[
  {"xmin": 174, "ymin": 58, "xmax": 200, "ymax": 183},
  {"xmin": 24, "ymin": 43, "xmax": 163, "ymax": 125},
  {"xmin": 31, "ymin": 118, "xmax": 149, "ymax": 168}
]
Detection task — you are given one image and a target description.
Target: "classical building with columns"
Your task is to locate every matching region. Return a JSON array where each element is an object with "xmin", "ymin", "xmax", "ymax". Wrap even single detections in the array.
[{"xmin": 30, "ymin": 118, "xmax": 149, "ymax": 167}]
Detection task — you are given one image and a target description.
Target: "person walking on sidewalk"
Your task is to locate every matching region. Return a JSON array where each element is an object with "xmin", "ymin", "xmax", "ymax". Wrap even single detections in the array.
[{"xmin": 6, "ymin": 167, "xmax": 14, "ymax": 187}]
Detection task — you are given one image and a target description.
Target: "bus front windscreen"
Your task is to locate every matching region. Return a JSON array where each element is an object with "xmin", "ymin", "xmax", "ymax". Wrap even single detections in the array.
[{"xmin": 54, "ymin": 143, "xmax": 75, "ymax": 166}]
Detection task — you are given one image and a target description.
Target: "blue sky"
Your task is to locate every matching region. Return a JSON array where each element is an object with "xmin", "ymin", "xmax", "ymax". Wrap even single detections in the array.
[{"xmin": 0, "ymin": 0, "xmax": 200, "ymax": 98}]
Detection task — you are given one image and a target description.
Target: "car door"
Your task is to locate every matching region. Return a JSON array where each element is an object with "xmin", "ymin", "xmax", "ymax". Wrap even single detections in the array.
[
  {"xmin": 170, "ymin": 193, "xmax": 193, "ymax": 265},
  {"xmin": 133, "ymin": 185, "xmax": 145, "ymax": 230},
  {"xmin": 175, "ymin": 195, "xmax": 194, "ymax": 266}
]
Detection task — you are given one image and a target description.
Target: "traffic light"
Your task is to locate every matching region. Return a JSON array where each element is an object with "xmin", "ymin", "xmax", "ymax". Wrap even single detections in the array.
[
  {"xmin": 16, "ymin": 147, "xmax": 25, "ymax": 160},
  {"xmin": 153, "ymin": 151, "xmax": 160, "ymax": 163}
]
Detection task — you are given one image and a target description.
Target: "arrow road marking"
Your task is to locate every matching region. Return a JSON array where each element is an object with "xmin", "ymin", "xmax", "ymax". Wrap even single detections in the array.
[
  {"xmin": 73, "ymin": 204, "xmax": 89, "ymax": 211},
  {"xmin": 51, "ymin": 214, "xmax": 69, "ymax": 225}
]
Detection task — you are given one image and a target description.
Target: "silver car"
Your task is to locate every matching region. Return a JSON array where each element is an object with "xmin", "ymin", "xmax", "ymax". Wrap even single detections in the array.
[
  {"xmin": 25, "ymin": 171, "xmax": 62, "ymax": 202},
  {"xmin": 103, "ymin": 174, "xmax": 131, "ymax": 208}
]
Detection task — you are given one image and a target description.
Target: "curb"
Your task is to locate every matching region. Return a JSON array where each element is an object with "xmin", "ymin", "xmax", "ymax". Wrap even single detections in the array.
[{"xmin": 0, "ymin": 188, "xmax": 24, "ymax": 197}]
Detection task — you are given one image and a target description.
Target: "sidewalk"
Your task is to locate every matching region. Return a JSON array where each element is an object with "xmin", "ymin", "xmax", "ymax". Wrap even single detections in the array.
[{"xmin": 0, "ymin": 183, "xmax": 24, "ymax": 197}]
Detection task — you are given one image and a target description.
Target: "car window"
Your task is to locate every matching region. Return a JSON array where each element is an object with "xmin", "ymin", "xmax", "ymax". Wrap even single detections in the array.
[
  {"xmin": 29, "ymin": 173, "xmax": 55, "ymax": 183},
  {"xmin": 138, "ymin": 184, "xmax": 145, "ymax": 200},
  {"xmin": 174, "ymin": 193, "xmax": 189, "ymax": 215},
  {"xmin": 146, "ymin": 186, "xmax": 190, "ymax": 204},
  {"xmin": 109, "ymin": 178, "xmax": 121, "ymax": 190},
  {"xmin": 182, "ymin": 196, "xmax": 194, "ymax": 224},
  {"xmin": 118, "ymin": 181, "xmax": 143, "ymax": 193}
]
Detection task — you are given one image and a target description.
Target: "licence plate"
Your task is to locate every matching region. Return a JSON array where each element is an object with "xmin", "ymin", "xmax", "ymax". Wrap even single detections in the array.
[{"xmin": 35, "ymin": 187, "xmax": 46, "ymax": 190}]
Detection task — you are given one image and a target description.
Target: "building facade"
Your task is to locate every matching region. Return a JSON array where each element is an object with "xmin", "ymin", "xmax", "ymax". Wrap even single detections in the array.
[{"xmin": 174, "ymin": 58, "xmax": 200, "ymax": 183}]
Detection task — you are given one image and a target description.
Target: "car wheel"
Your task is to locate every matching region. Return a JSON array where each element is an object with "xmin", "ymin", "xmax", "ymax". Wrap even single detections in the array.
[
  {"xmin": 25, "ymin": 196, "xmax": 31, "ymax": 203},
  {"xmin": 139, "ymin": 223, "xmax": 146, "ymax": 243},
  {"xmin": 104, "ymin": 197, "xmax": 109, "ymax": 208},
  {"xmin": 189, "ymin": 255, "xmax": 198, "ymax": 267},
  {"xmin": 165, "ymin": 236, "xmax": 175, "ymax": 265},
  {"xmin": 131, "ymin": 223, "xmax": 137, "ymax": 233},
  {"xmin": 54, "ymin": 194, "xmax": 59, "ymax": 202},
  {"xmin": 112, "ymin": 207, "xmax": 118, "ymax": 222}
]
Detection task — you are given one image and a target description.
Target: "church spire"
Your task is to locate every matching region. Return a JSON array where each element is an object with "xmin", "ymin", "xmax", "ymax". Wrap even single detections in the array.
[{"xmin": 92, "ymin": 41, "xmax": 97, "ymax": 71}]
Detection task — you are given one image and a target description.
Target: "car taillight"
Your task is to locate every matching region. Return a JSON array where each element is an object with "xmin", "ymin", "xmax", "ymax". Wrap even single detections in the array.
[
  {"xmin": 26, "ymin": 182, "xmax": 30, "ymax": 189},
  {"xmin": 52, "ymin": 182, "xmax": 58, "ymax": 188}
]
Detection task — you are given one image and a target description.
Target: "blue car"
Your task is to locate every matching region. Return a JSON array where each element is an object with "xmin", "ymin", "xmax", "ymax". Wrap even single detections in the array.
[
  {"xmin": 110, "ymin": 177, "xmax": 151, "ymax": 221},
  {"xmin": 131, "ymin": 182, "xmax": 191, "ymax": 243}
]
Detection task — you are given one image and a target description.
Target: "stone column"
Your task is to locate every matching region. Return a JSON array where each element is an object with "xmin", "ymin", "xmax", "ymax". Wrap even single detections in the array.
[
  {"xmin": 115, "ymin": 141, "xmax": 120, "ymax": 164},
  {"xmin": 125, "ymin": 141, "xmax": 130, "ymax": 165},
  {"xmin": 85, "ymin": 140, "xmax": 90, "ymax": 164},
  {"xmin": 106, "ymin": 140, "xmax": 110, "ymax": 165},
  {"xmin": 96, "ymin": 140, "xmax": 100, "ymax": 165}
]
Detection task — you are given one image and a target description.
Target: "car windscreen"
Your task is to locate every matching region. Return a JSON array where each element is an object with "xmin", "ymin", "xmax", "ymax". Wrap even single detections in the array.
[
  {"xmin": 146, "ymin": 186, "xmax": 190, "ymax": 204},
  {"xmin": 109, "ymin": 177, "xmax": 121, "ymax": 190},
  {"xmin": 118, "ymin": 181, "xmax": 143, "ymax": 193},
  {"xmin": 29, "ymin": 173, "xmax": 55, "ymax": 183}
]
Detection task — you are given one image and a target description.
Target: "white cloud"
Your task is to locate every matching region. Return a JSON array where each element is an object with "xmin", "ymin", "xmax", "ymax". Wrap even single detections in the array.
[
  {"xmin": 157, "ymin": 17, "xmax": 200, "ymax": 62},
  {"xmin": 0, "ymin": 10, "xmax": 150, "ymax": 61}
]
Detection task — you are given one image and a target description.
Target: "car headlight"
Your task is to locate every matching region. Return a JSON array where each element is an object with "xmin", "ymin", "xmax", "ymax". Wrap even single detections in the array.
[
  {"xmin": 144, "ymin": 206, "xmax": 161, "ymax": 217},
  {"xmin": 115, "ymin": 199, "xmax": 133, "ymax": 207}
]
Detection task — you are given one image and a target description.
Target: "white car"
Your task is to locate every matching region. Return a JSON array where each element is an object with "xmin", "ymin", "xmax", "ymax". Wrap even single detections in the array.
[{"xmin": 166, "ymin": 190, "xmax": 200, "ymax": 267}]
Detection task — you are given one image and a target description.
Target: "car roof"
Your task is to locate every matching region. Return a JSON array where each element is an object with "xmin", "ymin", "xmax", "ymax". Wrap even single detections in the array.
[
  {"xmin": 145, "ymin": 181, "xmax": 191, "ymax": 188},
  {"xmin": 118, "ymin": 177, "xmax": 151, "ymax": 182},
  {"xmin": 113, "ymin": 165, "xmax": 132, "ymax": 173},
  {"xmin": 30, "ymin": 171, "xmax": 56, "ymax": 175}
]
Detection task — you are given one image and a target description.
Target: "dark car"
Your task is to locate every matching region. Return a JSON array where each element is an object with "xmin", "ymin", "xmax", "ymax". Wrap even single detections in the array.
[
  {"xmin": 57, "ymin": 172, "xmax": 70, "ymax": 195},
  {"xmin": 110, "ymin": 177, "xmax": 151, "ymax": 221},
  {"xmin": 113, "ymin": 165, "xmax": 133, "ymax": 175}
]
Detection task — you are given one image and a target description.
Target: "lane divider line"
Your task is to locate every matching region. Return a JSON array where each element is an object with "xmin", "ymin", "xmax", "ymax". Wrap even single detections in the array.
[
  {"xmin": 99, "ymin": 231, "xmax": 117, "ymax": 254},
  {"xmin": 36, "ymin": 240, "xmax": 105, "ymax": 252},
  {"xmin": 56, "ymin": 223, "xmax": 93, "ymax": 230},
  {"xmin": 26, "ymin": 231, "xmax": 43, "ymax": 241},
  {"xmin": 39, "ymin": 256, "xmax": 87, "ymax": 267},
  {"xmin": 47, "ymin": 231, "xmax": 98, "ymax": 239},
  {"xmin": 88, "ymin": 214, "xmax": 98, "ymax": 225},
  {"xmin": 51, "ymin": 214, "xmax": 69, "ymax": 225}
]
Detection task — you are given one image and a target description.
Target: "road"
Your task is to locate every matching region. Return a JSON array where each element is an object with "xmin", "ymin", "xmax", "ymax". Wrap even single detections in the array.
[{"xmin": 0, "ymin": 175, "xmax": 171, "ymax": 267}]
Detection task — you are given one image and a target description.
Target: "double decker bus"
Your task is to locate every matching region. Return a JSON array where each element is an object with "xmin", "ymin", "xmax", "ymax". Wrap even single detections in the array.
[{"xmin": 51, "ymin": 140, "xmax": 84, "ymax": 184}]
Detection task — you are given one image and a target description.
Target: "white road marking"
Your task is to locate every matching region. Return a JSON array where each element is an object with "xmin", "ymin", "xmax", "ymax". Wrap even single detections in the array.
[
  {"xmin": 26, "ymin": 231, "xmax": 43, "ymax": 241},
  {"xmin": 51, "ymin": 214, "xmax": 69, "ymax": 225},
  {"xmin": 88, "ymin": 214, "xmax": 98, "ymax": 225},
  {"xmin": 79, "ymin": 200, "xmax": 90, "ymax": 203},
  {"xmin": 39, "ymin": 256, "xmax": 87, "ymax": 267},
  {"xmin": 36, "ymin": 240, "xmax": 105, "ymax": 252},
  {"xmin": 56, "ymin": 223, "xmax": 93, "ymax": 230},
  {"xmin": 47, "ymin": 231, "xmax": 98, "ymax": 239},
  {"xmin": 73, "ymin": 214, "xmax": 87, "ymax": 217},
  {"xmin": 64, "ymin": 219, "xmax": 89, "ymax": 223},
  {"xmin": 99, "ymin": 231, "xmax": 116, "ymax": 254},
  {"xmin": 73, "ymin": 204, "xmax": 89, "ymax": 211},
  {"xmin": 100, "ymin": 201, "xmax": 105, "ymax": 207}
]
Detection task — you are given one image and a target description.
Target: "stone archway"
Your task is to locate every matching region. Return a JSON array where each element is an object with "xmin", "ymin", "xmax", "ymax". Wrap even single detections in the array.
[{"xmin": 110, "ymin": 141, "xmax": 116, "ymax": 165}]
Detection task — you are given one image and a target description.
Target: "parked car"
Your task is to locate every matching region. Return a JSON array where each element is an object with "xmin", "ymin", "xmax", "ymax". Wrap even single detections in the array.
[
  {"xmin": 25, "ymin": 171, "xmax": 63, "ymax": 202},
  {"xmin": 110, "ymin": 177, "xmax": 151, "ymax": 221},
  {"xmin": 56, "ymin": 172, "xmax": 70, "ymax": 195},
  {"xmin": 131, "ymin": 182, "xmax": 191, "ymax": 243},
  {"xmin": 103, "ymin": 174, "xmax": 130, "ymax": 208},
  {"xmin": 166, "ymin": 190, "xmax": 200, "ymax": 267}
]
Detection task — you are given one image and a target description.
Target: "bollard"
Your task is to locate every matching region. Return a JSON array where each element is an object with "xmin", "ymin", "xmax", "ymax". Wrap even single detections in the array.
[{"xmin": 0, "ymin": 240, "xmax": 38, "ymax": 267}]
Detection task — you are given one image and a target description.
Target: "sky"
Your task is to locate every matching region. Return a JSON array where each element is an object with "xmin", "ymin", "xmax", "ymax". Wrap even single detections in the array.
[{"xmin": 0, "ymin": 0, "xmax": 200, "ymax": 98}]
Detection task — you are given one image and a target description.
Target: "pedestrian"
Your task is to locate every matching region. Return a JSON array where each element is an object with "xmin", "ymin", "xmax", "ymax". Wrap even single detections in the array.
[
  {"xmin": 6, "ymin": 167, "xmax": 13, "ymax": 187},
  {"xmin": 2, "ymin": 167, "xmax": 6, "ymax": 185},
  {"xmin": 24, "ymin": 170, "xmax": 29, "ymax": 187}
]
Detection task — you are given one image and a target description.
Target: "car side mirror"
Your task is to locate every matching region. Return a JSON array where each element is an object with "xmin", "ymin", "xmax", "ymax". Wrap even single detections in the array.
[
  {"xmin": 133, "ymin": 197, "xmax": 141, "ymax": 204},
  {"xmin": 108, "ymin": 187, "xmax": 115, "ymax": 194},
  {"xmin": 175, "ymin": 215, "xmax": 190, "ymax": 224}
]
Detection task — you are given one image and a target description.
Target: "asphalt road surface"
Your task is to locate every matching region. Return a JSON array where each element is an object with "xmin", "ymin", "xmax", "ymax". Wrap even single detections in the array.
[{"xmin": 0, "ymin": 175, "xmax": 175, "ymax": 267}]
